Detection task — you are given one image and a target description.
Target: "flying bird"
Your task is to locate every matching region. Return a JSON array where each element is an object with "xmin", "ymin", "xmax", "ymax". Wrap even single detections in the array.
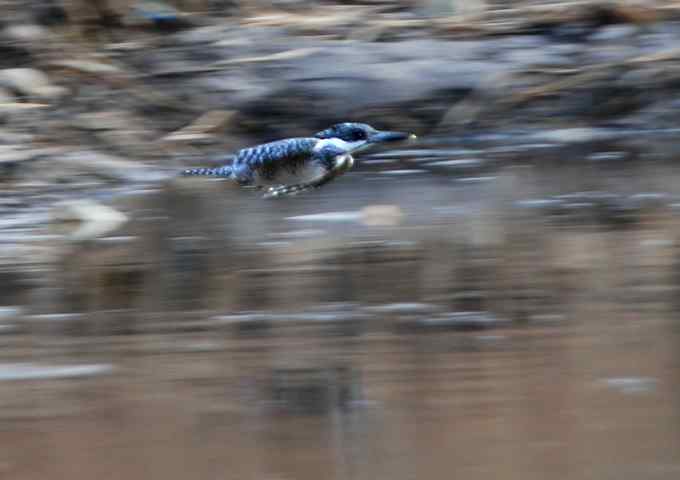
[{"xmin": 182, "ymin": 122, "xmax": 416, "ymax": 198}]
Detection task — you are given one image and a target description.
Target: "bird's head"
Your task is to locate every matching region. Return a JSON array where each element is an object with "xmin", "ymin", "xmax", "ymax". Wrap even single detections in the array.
[{"xmin": 314, "ymin": 122, "xmax": 416, "ymax": 153}]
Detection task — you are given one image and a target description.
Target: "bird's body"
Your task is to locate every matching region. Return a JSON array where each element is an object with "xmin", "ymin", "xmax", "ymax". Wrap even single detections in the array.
[{"xmin": 182, "ymin": 123, "xmax": 415, "ymax": 197}]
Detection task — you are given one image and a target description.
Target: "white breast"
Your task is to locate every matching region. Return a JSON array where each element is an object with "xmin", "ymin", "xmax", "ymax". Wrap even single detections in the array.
[{"xmin": 313, "ymin": 138, "xmax": 367, "ymax": 153}]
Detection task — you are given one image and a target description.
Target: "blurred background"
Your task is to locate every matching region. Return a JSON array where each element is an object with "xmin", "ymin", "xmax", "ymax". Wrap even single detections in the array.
[{"xmin": 2, "ymin": 0, "xmax": 680, "ymax": 479}]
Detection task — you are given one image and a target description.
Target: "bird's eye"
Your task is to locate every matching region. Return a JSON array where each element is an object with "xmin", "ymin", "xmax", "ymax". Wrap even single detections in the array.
[{"xmin": 352, "ymin": 130, "xmax": 367, "ymax": 141}]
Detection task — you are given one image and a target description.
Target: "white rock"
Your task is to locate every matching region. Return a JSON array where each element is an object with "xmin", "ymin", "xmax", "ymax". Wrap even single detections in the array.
[
  {"xmin": 0, "ymin": 68, "xmax": 67, "ymax": 99},
  {"xmin": 3, "ymin": 24, "xmax": 49, "ymax": 42},
  {"xmin": 52, "ymin": 199, "xmax": 128, "ymax": 241}
]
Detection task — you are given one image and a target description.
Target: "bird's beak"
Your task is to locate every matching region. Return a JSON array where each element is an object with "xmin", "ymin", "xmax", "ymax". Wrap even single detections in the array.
[{"xmin": 368, "ymin": 131, "xmax": 417, "ymax": 143}]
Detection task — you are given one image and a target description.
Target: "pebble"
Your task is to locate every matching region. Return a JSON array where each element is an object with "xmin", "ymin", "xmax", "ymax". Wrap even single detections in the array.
[
  {"xmin": 51, "ymin": 199, "xmax": 128, "ymax": 241},
  {"xmin": 0, "ymin": 68, "xmax": 68, "ymax": 100},
  {"xmin": 2, "ymin": 24, "xmax": 49, "ymax": 42}
]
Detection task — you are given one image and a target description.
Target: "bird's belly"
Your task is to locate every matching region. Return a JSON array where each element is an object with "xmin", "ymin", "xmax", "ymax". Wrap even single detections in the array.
[{"xmin": 254, "ymin": 162, "xmax": 327, "ymax": 187}]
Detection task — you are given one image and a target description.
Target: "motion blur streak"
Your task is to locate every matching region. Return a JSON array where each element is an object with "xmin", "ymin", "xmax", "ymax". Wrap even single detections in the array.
[{"xmin": 2, "ymin": 1, "xmax": 680, "ymax": 480}]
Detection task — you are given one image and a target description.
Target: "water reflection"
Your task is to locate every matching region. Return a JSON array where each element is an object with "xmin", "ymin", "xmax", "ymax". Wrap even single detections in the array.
[{"xmin": 3, "ymin": 136, "xmax": 680, "ymax": 479}]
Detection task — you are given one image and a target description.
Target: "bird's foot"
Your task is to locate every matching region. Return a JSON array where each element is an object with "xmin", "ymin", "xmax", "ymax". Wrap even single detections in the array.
[{"xmin": 263, "ymin": 183, "xmax": 316, "ymax": 199}]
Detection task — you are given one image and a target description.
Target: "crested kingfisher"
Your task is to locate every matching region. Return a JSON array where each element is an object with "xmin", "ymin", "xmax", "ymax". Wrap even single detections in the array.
[{"xmin": 182, "ymin": 122, "xmax": 416, "ymax": 197}]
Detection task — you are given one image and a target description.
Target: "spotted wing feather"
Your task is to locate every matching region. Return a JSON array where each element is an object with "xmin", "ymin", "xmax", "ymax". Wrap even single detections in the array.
[{"xmin": 231, "ymin": 138, "xmax": 320, "ymax": 186}]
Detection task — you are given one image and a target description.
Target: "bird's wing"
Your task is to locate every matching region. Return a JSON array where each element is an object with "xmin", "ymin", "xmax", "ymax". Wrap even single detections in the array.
[{"xmin": 232, "ymin": 138, "xmax": 319, "ymax": 186}]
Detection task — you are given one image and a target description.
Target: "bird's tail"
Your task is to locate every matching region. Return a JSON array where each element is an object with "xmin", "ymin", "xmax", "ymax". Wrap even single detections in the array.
[{"xmin": 182, "ymin": 166, "xmax": 233, "ymax": 178}]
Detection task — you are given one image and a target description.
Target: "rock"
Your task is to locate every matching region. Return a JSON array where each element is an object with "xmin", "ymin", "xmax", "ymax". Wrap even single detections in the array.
[
  {"xmin": 0, "ymin": 68, "xmax": 67, "ymax": 100},
  {"xmin": 219, "ymin": 38, "xmax": 502, "ymax": 131},
  {"xmin": 2, "ymin": 24, "xmax": 49, "ymax": 43},
  {"xmin": 360, "ymin": 205, "xmax": 404, "ymax": 227},
  {"xmin": 52, "ymin": 199, "xmax": 128, "ymax": 241}
]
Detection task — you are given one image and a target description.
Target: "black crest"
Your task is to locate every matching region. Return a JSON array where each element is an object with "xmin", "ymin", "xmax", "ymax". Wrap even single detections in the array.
[{"xmin": 314, "ymin": 122, "xmax": 376, "ymax": 142}]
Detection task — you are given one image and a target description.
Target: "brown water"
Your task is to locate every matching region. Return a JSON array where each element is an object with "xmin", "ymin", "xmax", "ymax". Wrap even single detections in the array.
[{"xmin": 3, "ymin": 134, "xmax": 680, "ymax": 479}]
